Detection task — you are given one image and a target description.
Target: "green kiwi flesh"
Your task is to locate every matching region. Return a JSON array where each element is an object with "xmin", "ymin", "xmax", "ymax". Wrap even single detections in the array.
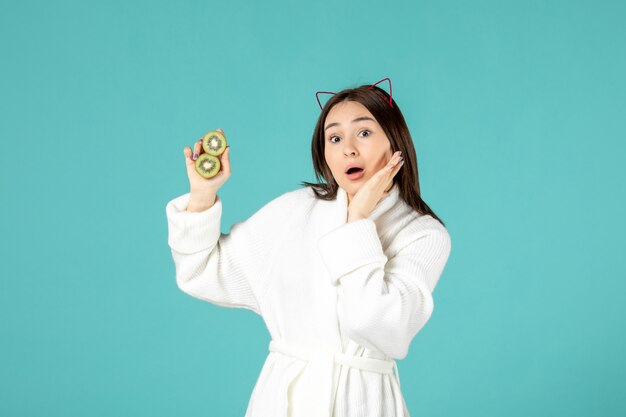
[
  {"xmin": 194, "ymin": 153, "xmax": 221, "ymax": 178},
  {"xmin": 201, "ymin": 130, "xmax": 228, "ymax": 156}
]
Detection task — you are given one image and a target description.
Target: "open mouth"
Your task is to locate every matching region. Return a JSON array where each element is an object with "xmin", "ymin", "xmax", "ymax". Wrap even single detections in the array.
[
  {"xmin": 346, "ymin": 167, "xmax": 364, "ymax": 175},
  {"xmin": 345, "ymin": 167, "xmax": 365, "ymax": 180}
]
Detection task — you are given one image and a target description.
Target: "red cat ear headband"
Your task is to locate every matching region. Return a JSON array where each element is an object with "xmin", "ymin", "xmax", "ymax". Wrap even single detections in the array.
[{"xmin": 316, "ymin": 77, "xmax": 394, "ymax": 111}]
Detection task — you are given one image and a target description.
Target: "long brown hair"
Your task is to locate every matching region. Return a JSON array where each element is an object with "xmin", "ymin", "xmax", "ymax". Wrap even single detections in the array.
[{"xmin": 299, "ymin": 82, "xmax": 446, "ymax": 227}]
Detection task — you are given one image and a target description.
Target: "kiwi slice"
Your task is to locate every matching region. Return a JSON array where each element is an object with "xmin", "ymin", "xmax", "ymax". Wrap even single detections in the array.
[
  {"xmin": 201, "ymin": 130, "xmax": 227, "ymax": 156},
  {"xmin": 194, "ymin": 153, "xmax": 221, "ymax": 179}
]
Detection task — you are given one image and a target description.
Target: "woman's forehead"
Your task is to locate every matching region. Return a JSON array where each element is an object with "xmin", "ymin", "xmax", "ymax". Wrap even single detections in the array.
[{"xmin": 325, "ymin": 102, "xmax": 377, "ymax": 130}]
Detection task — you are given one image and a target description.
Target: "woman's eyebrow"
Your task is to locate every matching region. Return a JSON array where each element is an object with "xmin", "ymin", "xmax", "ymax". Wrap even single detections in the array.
[{"xmin": 324, "ymin": 116, "xmax": 375, "ymax": 131}]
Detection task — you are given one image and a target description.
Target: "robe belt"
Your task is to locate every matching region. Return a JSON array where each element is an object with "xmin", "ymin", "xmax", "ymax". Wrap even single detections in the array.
[{"xmin": 268, "ymin": 339, "xmax": 401, "ymax": 417}]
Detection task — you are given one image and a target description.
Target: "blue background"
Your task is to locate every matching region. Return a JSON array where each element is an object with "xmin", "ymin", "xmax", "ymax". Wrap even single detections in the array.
[{"xmin": 1, "ymin": 0, "xmax": 624, "ymax": 416}]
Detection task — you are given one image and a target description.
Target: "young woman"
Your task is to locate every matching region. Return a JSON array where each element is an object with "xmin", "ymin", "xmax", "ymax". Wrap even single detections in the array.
[{"xmin": 165, "ymin": 78, "xmax": 452, "ymax": 417}]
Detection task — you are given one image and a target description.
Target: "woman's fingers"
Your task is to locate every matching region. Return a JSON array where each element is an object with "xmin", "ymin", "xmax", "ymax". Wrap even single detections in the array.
[
  {"xmin": 376, "ymin": 151, "xmax": 402, "ymax": 183},
  {"xmin": 394, "ymin": 156, "xmax": 405, "ymax": 174},
  {"xmin": 391, "ymin": 152, "xmax": 403, "ymax": 168},
  {"xmin": 382, "ymin": 151, "xmax": 402, "ymax": 172},
  {"xmin": 385, "ymin": 155, "xmax": 404, "ymax": 190},
  {"xmin": 192, "ymin": 139, "xmax": 202, "ymax": 160},
  {"xmin": 221, "ymin": 146, "xmax": 231, "ymax": 177},
  {"xmin": 184, "ymin": 146, "xmax": 194, "ymax": 166},
  {"xmin": 376, "ymin": 152, "xmax": 403, "ymax": 196},
  {"xmin": 386, "ymin": 153, "xmax": 403, "ymax": 179}
]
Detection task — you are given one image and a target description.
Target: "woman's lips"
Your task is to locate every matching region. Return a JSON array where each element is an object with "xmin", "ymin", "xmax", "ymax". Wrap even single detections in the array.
[{"xmin": 346, "ymin": 169, "xmax": 365, "ymax": 180}]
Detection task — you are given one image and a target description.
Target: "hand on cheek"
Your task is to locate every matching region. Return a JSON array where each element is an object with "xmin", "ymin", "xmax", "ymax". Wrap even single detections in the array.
[{"xmin": 347, "ymin": 151, "xmax": 404, "ymax": 222}]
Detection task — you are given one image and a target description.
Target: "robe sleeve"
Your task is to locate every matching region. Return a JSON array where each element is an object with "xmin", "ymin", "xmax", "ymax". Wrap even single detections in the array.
[
  {"xmin": 316, "ymin": 218, "xmax": 451, "ymax": 359},
  {"xmin": 165, "ymin": 192, "xmax": 291, "ymax": 316}
]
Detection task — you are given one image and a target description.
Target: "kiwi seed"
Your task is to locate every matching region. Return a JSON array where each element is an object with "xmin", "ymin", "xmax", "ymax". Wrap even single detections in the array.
[
  {"xmin": 194, "ymin": 153, "xmax": 221, "ymax": 179},
  {"xmin": 201, "ymin": 130, "xmax": 228, "ymax": 156}
]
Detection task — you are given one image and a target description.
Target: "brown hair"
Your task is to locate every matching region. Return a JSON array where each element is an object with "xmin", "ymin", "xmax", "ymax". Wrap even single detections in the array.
[{"xmin": 299, "ymin": 82, "xmax": 446, "ymax": 227}]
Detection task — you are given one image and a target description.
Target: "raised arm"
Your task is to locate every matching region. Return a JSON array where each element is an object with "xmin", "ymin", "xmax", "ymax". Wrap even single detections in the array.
[
  {"xmin": 316, "ymin": 217, "xmax": 451, "ymax": 359},
  {"xmin": 166, "ymin": 191, "xmax": 294, "ymax": 315},
  {"xmin": 166, "ymin": 128, "xmax": 294, "ymax": 315}
]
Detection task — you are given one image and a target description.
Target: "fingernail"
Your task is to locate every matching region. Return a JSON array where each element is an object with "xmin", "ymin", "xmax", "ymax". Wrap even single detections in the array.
[{"xmin": 193, "ymin": 153, "xmax": 198, "ymax": 160}]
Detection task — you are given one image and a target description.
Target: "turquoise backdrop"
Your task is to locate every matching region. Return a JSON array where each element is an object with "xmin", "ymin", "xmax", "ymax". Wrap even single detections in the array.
[{"xmin": 1, "ymin": 0, "xmax": 624, "ymax": 416}]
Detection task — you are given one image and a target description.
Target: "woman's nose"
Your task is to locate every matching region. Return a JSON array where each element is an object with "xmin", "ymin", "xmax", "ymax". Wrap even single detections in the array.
[{"xmin": 343, "ymin": 144, "xmax": 358, "ymax": 156}]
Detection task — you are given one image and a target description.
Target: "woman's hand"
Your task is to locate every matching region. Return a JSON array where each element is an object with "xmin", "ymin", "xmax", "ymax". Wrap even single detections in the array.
[
  {"xmin": 183, "ymin": 128, "xmax": 231, "ymax": 211},
  {"xmin": 347, "ymin": 151, "xmax": 404, "ymax": 222},
  {"xmin": 183, "ymin": 128, "xmax": 231, "ymax": 194}
]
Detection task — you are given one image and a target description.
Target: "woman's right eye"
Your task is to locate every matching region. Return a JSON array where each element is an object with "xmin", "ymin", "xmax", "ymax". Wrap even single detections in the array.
[{"xmin": 329, "ymin": 136, "xmax": 339, "ymax": 143}]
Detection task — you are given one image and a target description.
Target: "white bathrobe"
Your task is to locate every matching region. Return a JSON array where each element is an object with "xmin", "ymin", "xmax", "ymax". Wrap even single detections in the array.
[{"xmin": 165, "ymin": 182, "xmax": 451, "ymax": 417}]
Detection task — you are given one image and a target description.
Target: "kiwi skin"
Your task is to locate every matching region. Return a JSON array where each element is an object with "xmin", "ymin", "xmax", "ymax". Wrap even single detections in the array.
[
  {"xmin": 194, "ymin": 153, "xmax": 221, "ymax": 179},
  {"xmin": 201, "ymin": 130, "xmax": 228, "ymax": 156}
]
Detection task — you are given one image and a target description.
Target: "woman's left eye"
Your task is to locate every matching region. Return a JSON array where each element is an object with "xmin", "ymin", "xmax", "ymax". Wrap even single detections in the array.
[{"xmin": 359, "ymin": 130, "xmax": 371, "ymax": 137}]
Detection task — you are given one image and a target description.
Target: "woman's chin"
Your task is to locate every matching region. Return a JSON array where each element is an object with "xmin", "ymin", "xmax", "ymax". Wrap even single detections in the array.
[{"xmin": 341, "ymin": 183, "xmax": 362, "ymax": 200}]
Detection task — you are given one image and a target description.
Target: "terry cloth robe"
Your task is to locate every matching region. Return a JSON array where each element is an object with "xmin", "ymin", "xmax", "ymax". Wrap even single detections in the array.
[{"xmin": 165, "ymin": 182, "xmax": 452, "ymax": 417}]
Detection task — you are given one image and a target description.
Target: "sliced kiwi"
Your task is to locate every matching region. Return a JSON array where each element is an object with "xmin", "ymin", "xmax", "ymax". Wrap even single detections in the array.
[
  {"xmin": 201, "ymin": 130, "xmax": 228, "ymax": 156},
  {"xmin": 194, "ymin": 153, "xmax": 221, "ymax": 179}
]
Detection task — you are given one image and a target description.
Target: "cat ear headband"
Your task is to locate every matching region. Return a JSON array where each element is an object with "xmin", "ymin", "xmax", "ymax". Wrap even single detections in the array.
[{"xmin": 315, "ymin": 77, "xmax": 394, "ymax": 111}]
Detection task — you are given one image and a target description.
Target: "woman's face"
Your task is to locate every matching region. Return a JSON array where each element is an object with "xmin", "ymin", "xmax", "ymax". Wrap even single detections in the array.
[{"xmin": 323, "ymin": 100, "xmax": 393, "ymax": 203}]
